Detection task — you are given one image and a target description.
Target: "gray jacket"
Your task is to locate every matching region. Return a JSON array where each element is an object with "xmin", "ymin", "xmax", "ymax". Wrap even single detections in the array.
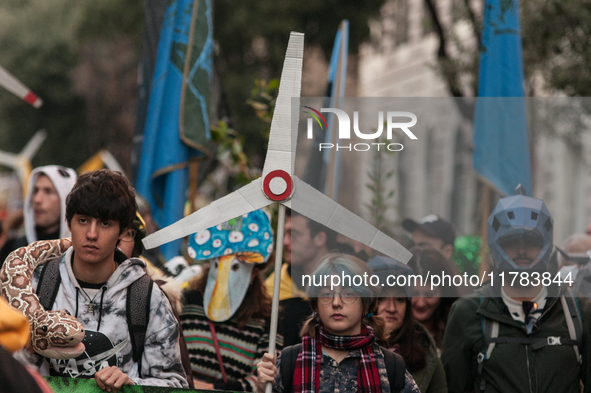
[{"xmin": 32, "ymin": 247, "xmax": 188, "ymax": 388}]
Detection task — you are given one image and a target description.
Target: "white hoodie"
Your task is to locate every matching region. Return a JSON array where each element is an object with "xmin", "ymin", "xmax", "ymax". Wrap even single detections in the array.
[
  {"xmin": 31, "ymin": 247, "xmax": 188, "ymax": 388},
  {"xmin": 24, "ymin": 165, "xmax": 77, "ymax": 243}
]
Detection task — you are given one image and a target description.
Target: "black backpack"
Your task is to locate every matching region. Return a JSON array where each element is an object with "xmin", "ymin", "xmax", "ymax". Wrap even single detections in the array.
[
  {"xmin": 476, "ymin": 289, "xmax": 584, "ymax": 392},
  {"xmin": 36, "ymin": 258, "xmax": 153, "ymax": 372},
  {"xmin": 280, "ymin": 343, "xmax": 406, "ymax": 393}
]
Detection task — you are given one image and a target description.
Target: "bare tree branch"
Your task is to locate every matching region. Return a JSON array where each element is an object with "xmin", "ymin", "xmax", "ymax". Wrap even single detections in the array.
[
  {"xmin": 464, "ymin": 0, "xmax": 481, "ymax": 45},
  {"xmin": 423, "ymin": 0, "xmax": 464, "ymax": 97}
]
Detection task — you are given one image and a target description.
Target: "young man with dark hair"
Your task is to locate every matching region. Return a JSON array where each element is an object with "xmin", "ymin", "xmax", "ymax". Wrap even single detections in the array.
[{"xmin": 26, "ymin": 170, "xmax": 188, "ymax": 389}]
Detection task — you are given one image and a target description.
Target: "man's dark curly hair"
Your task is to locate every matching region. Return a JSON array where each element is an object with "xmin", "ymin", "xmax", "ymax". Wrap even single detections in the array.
[{"xmin": 66, "ymin": 170, "xmax": 137, "ymax": 234}]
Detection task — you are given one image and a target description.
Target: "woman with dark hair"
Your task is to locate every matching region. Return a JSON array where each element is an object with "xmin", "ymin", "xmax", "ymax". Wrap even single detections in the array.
[
  {"xmin": 180, "ymin": 209, "xmax": 279, "ymax": 391},
  {"xmin": 370, "ymin": 256, "xmax": 447, "ymax": 393},
  {"xmin": 256, "ymin": 253, "xmax": 420, "ymax": 393},
  {"xmin": 407, "ymin": 246, "xmax": 460, "ymax": 350}
]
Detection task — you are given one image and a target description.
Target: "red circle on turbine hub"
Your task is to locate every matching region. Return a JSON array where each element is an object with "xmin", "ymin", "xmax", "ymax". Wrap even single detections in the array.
[{"xmin": 263, "ymin": 170, "xmax": 292, "ymax": 201}]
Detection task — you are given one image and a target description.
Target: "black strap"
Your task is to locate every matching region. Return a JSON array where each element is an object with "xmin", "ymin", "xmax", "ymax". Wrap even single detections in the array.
[
  {"xmin": 37, "ymin": 258, "xmax": 155, "ymax": 376},
  {"xmin": 488, "ymin": 336, "xmax": 578, "ymax": 349},
  {"xmin": 281, "ymin": 343, "xmax": 301, "ymax": 393},
  {"xmin": 382, "ymin": 347, "xmax": 405, "ymax": 393},
  {"xmin": 126, "ymin": 274, "xmax": 153, "ymax": 370},
  {"xmin": 36, "ymin": 258, "xmax": 61, "ymax": 311},
  {"xmin": 478, "ymin": 296, "xmax": 498, "ymax": 392},
  {"xmin": 564, "ymin": 289, "xmax": 583, "ymax": 351}
]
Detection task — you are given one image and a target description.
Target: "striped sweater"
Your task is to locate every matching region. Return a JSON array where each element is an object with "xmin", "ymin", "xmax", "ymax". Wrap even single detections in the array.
[{"xmin": 181, "ymin": 290, "xmax": 283, "ymax": 391}]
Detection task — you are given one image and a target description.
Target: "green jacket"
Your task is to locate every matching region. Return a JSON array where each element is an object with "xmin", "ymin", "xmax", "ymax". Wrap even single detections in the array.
[
  {"xmin": 441, "ymin": 284, "xmax": 591, "ymax": 393},
  {"xmin": 411, "ymin": 323, "xmax": 447, "ymax": 393}
]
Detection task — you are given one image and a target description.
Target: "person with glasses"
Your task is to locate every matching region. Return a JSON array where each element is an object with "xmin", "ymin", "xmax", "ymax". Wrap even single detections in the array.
[
  {"xmin": 256, "ymin": 253, "xmax": 420, "ymax": 393},
  {"xmin": 264, "ymin": 210, "xmax": 338, "ymax": 348},
  {"xmin": 441, "ymin": 186, "xmax": 591, "ymax": 393}
]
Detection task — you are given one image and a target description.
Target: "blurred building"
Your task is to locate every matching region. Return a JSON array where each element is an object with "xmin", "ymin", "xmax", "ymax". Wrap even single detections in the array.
[{"xmin": 350, "ymin": 0, "xmax": 591, "ymax": 243}]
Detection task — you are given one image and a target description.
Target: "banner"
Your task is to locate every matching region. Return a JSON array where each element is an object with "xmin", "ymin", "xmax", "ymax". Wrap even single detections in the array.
[
  {"xmin": 473, "ymin": 0, "xmax": 532, "ymax": 196},
  {"xmin": 46, "ymin": 376, "xmax": 225, "ymax": 392},
  {"xmin": 135, "ymin": 0, "xmax": 213, "ymax": 259},
  {"xmin": 303, "ymin": 21, "xmax": 348, "ymax": 199}
]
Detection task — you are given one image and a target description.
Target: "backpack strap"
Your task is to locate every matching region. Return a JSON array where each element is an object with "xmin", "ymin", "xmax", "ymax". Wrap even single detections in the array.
[
  {"xmin": 126, "ymin": 274, "xmax": 153, "ymax": 375},
  {"xmin": 477, "ymin": 291, "xmax": 584, "ymax": 391},
  {"xmin": 481, "ymin": 318, "xmax": 499, "ymax": 360},
  {"xmin": 281, "ymin": 343, "xmax": 301, "ymax": 393},
  {"xmin": 477, "ymin": 296, "xmax": 499, "ymax": 392},
  {"xmin": 382, "ymin": 347, "xmax": 405, "ymax": 393},
  {"xmin": 561, "ymin": 289, "xmax": 583, "ymax": 364},
  {"xmin": 490, "ymin": 335, "xmax": 577, "ymax": 348},
  {"xmin": 36, "ymin": 258, "xmax": 61, "ymax": 311}
]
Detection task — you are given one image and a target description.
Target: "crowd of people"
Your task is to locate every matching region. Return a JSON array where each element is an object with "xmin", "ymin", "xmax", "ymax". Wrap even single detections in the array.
[{"xmin": 1, "ymin": 167, "xmax": 591, "ymax": 393}]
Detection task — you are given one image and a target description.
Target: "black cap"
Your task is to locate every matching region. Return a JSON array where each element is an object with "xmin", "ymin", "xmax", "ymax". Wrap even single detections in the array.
[{"xmin": 402, "ymin": 214, "xmax": 456, "ymax": 246}]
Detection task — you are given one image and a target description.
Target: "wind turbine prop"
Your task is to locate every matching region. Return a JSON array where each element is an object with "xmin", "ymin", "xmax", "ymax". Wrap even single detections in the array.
[
  {"xmin": 78, "ymin": 149, "xmax": 125, "ymax": 176},
  {"xmin": 0, "ymin": 129, "xmax": 47, "ymax": 195},
  {"xmin": 0, "ymin": 65, "xmax": 43, "ymax": 108},
  {"xmin": 142, "ymin": 32, "xmax": 412, "ymax": 392}
]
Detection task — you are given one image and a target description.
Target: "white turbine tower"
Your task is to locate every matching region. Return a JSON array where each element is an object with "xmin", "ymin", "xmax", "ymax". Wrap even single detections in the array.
[
  {"xmin": 142, "ymin": 32, "xmax": 412, "ymax": 392},
  {"xmin": 0, "ymin": 129, "xmax": 47, "ymax": 195},
  {"xmin": 0, "ymin": 64, "xmax": 45, "ymax": 194}
]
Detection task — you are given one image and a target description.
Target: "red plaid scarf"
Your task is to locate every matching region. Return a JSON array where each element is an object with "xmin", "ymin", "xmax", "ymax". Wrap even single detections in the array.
[{"xmin": 293, "ymin": 323, "xmax": 382, "ymax": 393}]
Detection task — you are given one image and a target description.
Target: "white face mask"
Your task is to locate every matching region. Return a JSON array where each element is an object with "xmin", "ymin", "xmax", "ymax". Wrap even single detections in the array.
[{"xmin": 203, "ymin": 255, "xmax": 255, "ymax": 322}]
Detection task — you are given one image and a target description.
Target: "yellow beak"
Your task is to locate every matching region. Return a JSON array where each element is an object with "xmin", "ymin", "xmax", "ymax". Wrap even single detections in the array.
[{"xmin": 207, "ymin": 255, "xmax": 234, "ymax": 321}]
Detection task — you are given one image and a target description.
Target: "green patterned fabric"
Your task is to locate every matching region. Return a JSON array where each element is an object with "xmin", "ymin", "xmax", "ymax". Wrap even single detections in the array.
[{"xmin": 46, "ymin": 376, "xmax": 229, "ymax": 393}]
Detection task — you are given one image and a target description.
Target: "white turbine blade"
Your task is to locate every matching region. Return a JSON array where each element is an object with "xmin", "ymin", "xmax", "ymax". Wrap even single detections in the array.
[
  {"xmin": 0, "ymin": 151, "xmax": 18, "ymax": 168},
  {"xmin": 99, "ymin": 150, "xmax": 125, "ymax": 175},
  {"xmin": 20, "ymin": 129, "xmax": 47, "ymax": 160},
  {"xmin": 15, "ymin": 162, "xmax": 29, "ymax": 185},
  {"xmin": 261, "ymin": 32, "xmax": 304, "ymax": 179},
  {"xmin": 290, "ymin": 177, "xmax": 412, "ymax": 263},
  {"xmin": 0, "ymin": 65, "xmax": 43, "ymax": 108},
  {"xmin": 142, "ymin": 178, "xmax": 272, "ymax": 250}
]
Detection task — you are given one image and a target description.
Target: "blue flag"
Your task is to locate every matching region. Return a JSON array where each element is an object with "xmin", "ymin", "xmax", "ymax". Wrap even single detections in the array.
[
  {"xmin": 136, "ymin": 0, "xmax": 212, "ymax": 259},
  {"xmin": 473, "ymin": 0, "xmax": 532, "ymax": 196},
  {"xmin": 303, "ymin": 21, "xmax": 348, "ymax": 198}
]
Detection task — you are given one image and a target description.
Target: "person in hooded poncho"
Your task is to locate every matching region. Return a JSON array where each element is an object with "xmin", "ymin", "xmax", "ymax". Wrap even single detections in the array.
[{"xmin": 0, "ymin": 165, "xmax": 77, "ymax": 265}]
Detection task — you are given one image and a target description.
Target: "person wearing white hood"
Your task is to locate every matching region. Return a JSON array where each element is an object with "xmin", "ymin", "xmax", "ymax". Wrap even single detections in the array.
[{"xmin": 0, "ymin": 165, "xmax": 77, "ymax": 265}]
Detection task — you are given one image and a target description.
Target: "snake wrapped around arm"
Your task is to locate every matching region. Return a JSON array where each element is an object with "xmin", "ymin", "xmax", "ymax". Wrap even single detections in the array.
[{"xmin": 0, "ymin": 239, "xmax": 85, "ymax": 359}]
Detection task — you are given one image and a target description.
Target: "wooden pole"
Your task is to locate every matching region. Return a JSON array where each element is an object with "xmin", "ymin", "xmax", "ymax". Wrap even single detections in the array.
[
  {"xmin": 266, "ymin": 204, "xmax": 286, "ymax": 393},
  {"xmin": 479, "ymin": 183, "xmax": 491, "ymax": 276},
  {"xmin": 188, "ymin": 161, "xmax": 199, "ymax": 213}
]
